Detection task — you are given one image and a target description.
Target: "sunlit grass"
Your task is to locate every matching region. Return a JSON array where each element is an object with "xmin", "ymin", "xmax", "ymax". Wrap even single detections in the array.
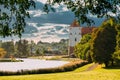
[
  {"xmin": 74, "ymin": 63, "xmax": 94, "ymax": 72},
  {"xmin": 0, "ymin": 63, "xmax": 120, "ymax": 80}
]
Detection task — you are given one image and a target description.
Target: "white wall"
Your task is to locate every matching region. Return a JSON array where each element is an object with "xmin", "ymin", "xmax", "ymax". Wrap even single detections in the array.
[{"xmin": 69, "ymin": 27, "xmax": 82, "ymax": 47}]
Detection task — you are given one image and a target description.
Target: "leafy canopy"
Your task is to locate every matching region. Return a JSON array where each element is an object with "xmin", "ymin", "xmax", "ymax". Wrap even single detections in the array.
[
  {"xmin": 44, "ymin": 0, "xmax": 120, "ymax": 25},
  {"xmin": 91, "ymin": 18, "xmax": 117, "ymax": 67},
  {"xmin": 74, "ymin": 34, "xmax": 92, "ymax": 62},
  {"xmin": 113, "ymin": 24, "xmax": 120, "ymax": 65},
  {"xmin": 0, "ymin": 0, "xmax": 35, "ymax": 37}
]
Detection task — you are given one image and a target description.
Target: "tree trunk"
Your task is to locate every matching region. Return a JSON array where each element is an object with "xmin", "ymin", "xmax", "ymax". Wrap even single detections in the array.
[
  {"xmin": 111, "ymin": 59, "xmax": 114, "ymax": 66},
  {"xmin": 105, "ymin": 61, "xmax": 109, "ymax": 67}
]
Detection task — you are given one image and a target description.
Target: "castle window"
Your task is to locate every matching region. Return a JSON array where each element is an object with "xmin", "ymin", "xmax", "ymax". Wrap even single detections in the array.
[{"xmin": 75, "ymin": 38, "xmax": 77, "ymax": 42}]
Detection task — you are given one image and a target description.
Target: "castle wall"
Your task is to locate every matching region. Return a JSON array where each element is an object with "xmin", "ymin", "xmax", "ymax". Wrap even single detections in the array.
[
  {"xmin": 69, "ymin": 27, "xmax": 82, "ymax": 47},
  {"xmin": 69, "ymin": 27, "xmax": 95, "ymax": 56}
]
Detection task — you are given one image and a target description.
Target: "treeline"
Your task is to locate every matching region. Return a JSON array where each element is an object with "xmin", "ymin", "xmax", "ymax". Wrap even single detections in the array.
[
  {"xmin": 0, "ymin": 39, "xmax": 68, "ymax": 58},
  {"xmin": 75, "ymin": 18, "xmax": 120, "ymax": 67}
]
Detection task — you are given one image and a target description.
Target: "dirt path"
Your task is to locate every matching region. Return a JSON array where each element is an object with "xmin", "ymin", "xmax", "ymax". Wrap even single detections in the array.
[{"xmin": 85, "ymin": 63, "xmax": 99, "ymax": 71}]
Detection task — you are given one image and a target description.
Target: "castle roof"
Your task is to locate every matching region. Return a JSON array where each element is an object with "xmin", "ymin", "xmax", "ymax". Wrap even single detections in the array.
[
  {"xmin": 70, "ymin": 20, "xmax": 80, "ymax": 27},
  {"xmin": 81, "ymin": 27, "xmax": 95, "ymax": 36}
]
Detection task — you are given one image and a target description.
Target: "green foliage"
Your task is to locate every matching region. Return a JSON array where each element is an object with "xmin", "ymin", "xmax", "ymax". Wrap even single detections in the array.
[
  {"xmin": 35, "ymin": 48, "xmax": 40, "ymax": 56},
  {"xmin": 44, "ymin": 0, "xmax": 120, "ymax": 25},
  {"xmin": 91, "ymin": 18, "xmax": 117, "ymax": 67},
  {"xmin": 113, "ymin": 50, "xmax": 120, "ymax": 65},
  {"xmin": 0, "ymin": 48, "xmax": 6, "ymax": 58},
  {"xmin": 29, "ymin": 40, "xmax": 36, "ymax": 56},
  {"xmin": 1, "ymin": 41, "xmax": 15, "ymax": 57},
  {"xmin": 74, "ymin": 34, "xmax": 92, "ymax": 62},
  {"xmin": 0, "ymin": 39, "xmax": 68, "ymax": 58},
  {"xmin": 113, "ymin": 24, "xmax": 120, "ymax": 65},
  {"xmin": 37, "ymin": 39, "xmax": 68, "ymax": 55},
  {"xmin": 0, "ymin": 0, "xmax": 35, "ymax": 37},
  {"xmin": 15, "ymin": 39, "xmax": 30, "ymax": 57}
]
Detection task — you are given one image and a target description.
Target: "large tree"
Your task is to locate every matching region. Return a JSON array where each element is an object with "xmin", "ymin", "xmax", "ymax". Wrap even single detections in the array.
[
  {"xmin": 113, "ymin": 24, "xmax": 120, "ymax": 65},
  {"xmin": 91, "ymin": 18, "xmax": 117, "ymax": 67},
  {"xmin": 44, "ymin": 0, "xmax": 120, "ymax": 25},
  {"xmin": 0, "ymin": 0, "xmax": 35, "ymax": 37}
]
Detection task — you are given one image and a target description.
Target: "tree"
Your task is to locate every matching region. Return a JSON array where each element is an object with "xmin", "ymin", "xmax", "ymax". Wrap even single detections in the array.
[
  {"xmin": 44, "ymin": 0, "xmax": 120, "ymax": 25},
  {"xmin": 41, "ymin": 48, "xmax": 45, "ymax": 57},
  {"xmin": 58, "ymin": 39, "xmax": 68, "ymax": 55},
  {"xmin": 22, "ymin": 40, "xmax": 29, "ymax": 56},
  {"xmin": 113, "ymin": 24, "xmax": 120, "ymax": 65},
  {"xmin": 35, "ymin": 48, "xmax": 40, "ymax": 56},
  {"xmin": 15, "ymin": 39, "xmax": 29, "ymax": 57},
  {"xmin": 29, "ymin": 40, "xmax": 36, "ymax": 56},
  {"xmin": 74, "ymin": 34, "xmax": 92, "ymax": 62},
  {"xmin": 91, "ymin": 18, "xmax": 117, "ymax": 67},
  {"xmin": 0, "ymin": 0, "xmax": 35, "ymax": 37},
  {"xmin": 15, "ymin": 40, "xmax": 22, "ymax": 57},
  {"xmin": 0, "ymin": 48, "xmax": 6, "ymax": 58},
  {"xmin": 1, "ymin": 40, "xmax": 15, "ymax": 57}
]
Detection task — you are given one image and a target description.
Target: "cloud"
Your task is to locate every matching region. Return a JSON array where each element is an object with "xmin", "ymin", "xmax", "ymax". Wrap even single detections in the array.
[
  {"xmin": 28, "ymin": 10, "xmax": 46, "ymax": 17},
  {"xmin": 36, "ymin": 0, "xmax": 47, "ymax": 4},
  {"xmin": 23, "ymin": 23, "xmax": 69, "ymax": 43},
  {"xmin": 0, "ymin": 1, "xmax": 105, "ymax": 43}
]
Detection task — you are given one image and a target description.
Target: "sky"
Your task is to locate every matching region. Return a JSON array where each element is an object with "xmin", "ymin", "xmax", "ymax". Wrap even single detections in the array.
[
  {"xmin": 36, "ymin": 0, "xmax": 47, "ymax": 4},
  {"xmin": 0, "ymin": 0, "xmax": 72, "ymax": 43},
  {"xmin": 0, "ymin": 0, "xmax": 104, "ymax": 43}
]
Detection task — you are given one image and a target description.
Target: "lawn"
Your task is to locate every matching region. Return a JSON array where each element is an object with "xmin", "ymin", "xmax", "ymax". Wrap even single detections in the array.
[{"xmin": 0, "ymin": 63, "xmax": 120, "ymax": 80}]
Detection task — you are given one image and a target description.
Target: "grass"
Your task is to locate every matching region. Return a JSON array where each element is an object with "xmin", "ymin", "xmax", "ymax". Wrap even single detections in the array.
[
  {"xmin": 0, "ymin": 63, "xmax": 120, "ymax": 80},
  {"xmin": 74, "ymin": 63, "xmax": 94, "ymax": 72}
]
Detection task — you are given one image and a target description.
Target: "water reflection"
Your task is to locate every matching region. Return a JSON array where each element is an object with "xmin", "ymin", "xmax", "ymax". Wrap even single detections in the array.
[{"xmin": 0, "ymin": 59, "xmax": 69, "ymax": 72}]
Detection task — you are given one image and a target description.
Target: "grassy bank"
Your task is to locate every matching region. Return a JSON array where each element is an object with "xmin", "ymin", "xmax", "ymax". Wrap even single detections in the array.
[
  {"xmin": 0, "ymin": 63, "xmax": 120, "ymax": 80},
  {"xmin": 29, "ymin": 55, "xmax": 81, "ymax": 61},
  {"xmin": 0, "ymin": 58, "xmax": 23, "ymax": 62}
]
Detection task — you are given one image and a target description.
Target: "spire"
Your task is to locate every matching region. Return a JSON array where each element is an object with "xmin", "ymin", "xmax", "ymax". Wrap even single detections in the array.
[{"xmin": 70, "ymin": 19, "xmax": 80, "ymax": 27}]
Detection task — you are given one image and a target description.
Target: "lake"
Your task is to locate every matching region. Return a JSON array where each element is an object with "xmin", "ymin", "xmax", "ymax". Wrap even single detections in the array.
[{"xmin": 0, "ymin": 58, "xmax": 69, "ymax": 72}]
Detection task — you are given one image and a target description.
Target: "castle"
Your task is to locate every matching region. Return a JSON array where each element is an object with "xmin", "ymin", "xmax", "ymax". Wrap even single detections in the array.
[{"xmin": 69, "ymin": 20, "xmax": 95, "ymax": 56}]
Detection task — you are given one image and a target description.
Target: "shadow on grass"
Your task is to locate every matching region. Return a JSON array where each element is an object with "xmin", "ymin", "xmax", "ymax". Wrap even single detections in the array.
[{"xmin": 103, "ymin": 66, "xmax": 120, "ymax": 69}]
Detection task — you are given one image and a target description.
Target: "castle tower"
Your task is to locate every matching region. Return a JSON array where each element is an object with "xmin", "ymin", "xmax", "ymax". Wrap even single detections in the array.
[{"xmin": 69, "ymin": 20, "xmax": 82, "ymax": 56}]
